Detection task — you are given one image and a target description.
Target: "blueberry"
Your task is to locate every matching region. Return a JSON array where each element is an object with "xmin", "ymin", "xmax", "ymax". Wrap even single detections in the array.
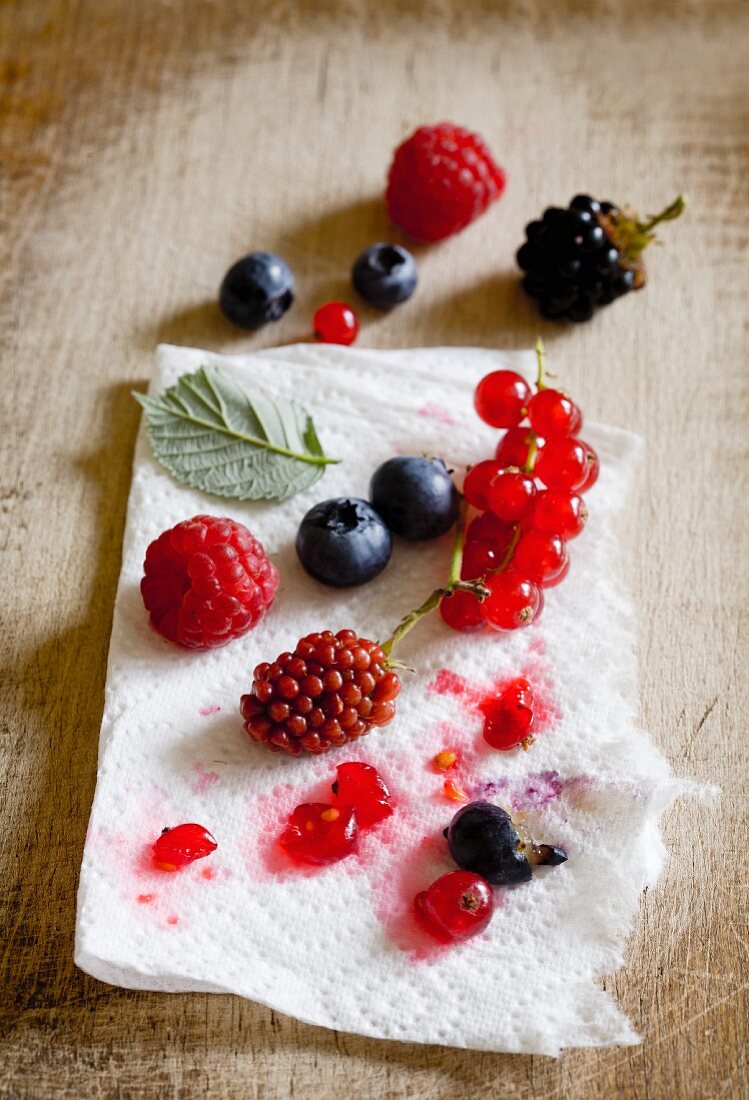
[
  {"xmin": 351, "ymin": 244, "xmax": 417, "ymax": 310},
  {"xmin": 296, "ymin": 498, "xmax": 392, "ymax": 588},
  {"xmin": 219, "ymin": 251, "xmax": 294, "ymax": 330},
  {"xmin": 369, "ymin": 456, "xmax": 459, "ymax": 541},
  {"xmin": 445, "ymin": 801, "xmax": 567, "ymax": 886}
]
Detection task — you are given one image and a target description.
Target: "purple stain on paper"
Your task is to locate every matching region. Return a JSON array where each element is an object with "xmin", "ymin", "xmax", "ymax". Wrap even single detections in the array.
[
  {"xmin": 511, "ymin": 770, "xmax": 565, "ymax": 811},
  {"xmin": 474, "ymin": 771, "xmax": 596, "ymax": 812}
]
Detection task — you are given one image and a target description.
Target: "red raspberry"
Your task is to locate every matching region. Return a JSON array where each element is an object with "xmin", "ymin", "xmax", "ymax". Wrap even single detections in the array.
[
  {"xmin": 386, "ymin": 123, "xmax": 506, "ymax": 242},
  {"xmin": 240, "ymin": 629, "xmax": 400, "ymax": 756},
  {"xmin": 140, "ymin": 515, "xmax": 279, "ymax": 649},
  {"xmin": 152, "ymin": 824, "xmax": 217, "ymax": 872}
]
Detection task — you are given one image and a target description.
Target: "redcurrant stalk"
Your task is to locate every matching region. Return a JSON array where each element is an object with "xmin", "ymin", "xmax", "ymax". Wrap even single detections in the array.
[
  {"xmin": 533, "ymin": 337, "xmax": 550, "ymax": 392},
  {"xmin": 380, "ymin": 499, "xmax": 489, "ymax": 658}
]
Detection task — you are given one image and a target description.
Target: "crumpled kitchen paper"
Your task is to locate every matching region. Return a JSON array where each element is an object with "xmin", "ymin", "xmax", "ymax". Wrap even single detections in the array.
[{"xmin": 76, "ymin": 342, "xmax": 693, "ymax": 1055}]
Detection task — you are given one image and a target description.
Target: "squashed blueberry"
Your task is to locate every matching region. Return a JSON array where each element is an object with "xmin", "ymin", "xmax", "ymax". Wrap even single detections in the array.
[{"xmin": 445, "ymin": 800, "xmax": 567, "ymax": 886}]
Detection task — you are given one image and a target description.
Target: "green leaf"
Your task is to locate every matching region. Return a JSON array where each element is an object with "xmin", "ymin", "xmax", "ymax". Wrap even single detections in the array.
[{"xmin": 134, "ymin": 365, "xmax": 338, "ymax": 502}]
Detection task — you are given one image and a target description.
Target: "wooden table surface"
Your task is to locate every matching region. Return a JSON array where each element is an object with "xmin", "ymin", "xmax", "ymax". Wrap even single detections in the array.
[{"xmin": 2, "ymin": 1, "xmax": 747, "ymax": 1097}]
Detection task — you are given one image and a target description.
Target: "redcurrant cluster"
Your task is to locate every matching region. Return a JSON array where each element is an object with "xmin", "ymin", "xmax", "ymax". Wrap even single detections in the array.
[{"xmin": 440, "ymin": 343, "xmax": 598, "ymax": 633}]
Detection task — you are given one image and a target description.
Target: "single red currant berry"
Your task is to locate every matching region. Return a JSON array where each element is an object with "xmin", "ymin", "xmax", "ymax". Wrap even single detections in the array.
[
  {"xmin": 152, "ymin": 824, "xmax": 217, "ymax": 872},
  {"xmin": 462, "ymin": 460, "xmax": 503, "ymax": 511},
  {"xmin": 331, "ymin": 762, "xmax": 393, "ymax": 829},
  {"xmin": 482, "ymin": 677, "xmax": 535, "ymax": 750},
  {"xmin": 494, "ymin": 426, "xmax": 544, "ymax": 468},
  {"xmin": 527, "ymin": 388, "xmax": 583, "ymax": 438},
  {"xmin": 568, "ymin": 404, "xmax": 583, "ymax": 434},
  {"xmin": 534, "ymin": 437, "xmax": 588, "ymax": 491},
  {"xmin": 466, "ymin": 511, "xmax": 515, "ymax": 552},
  {"xmin": 474, "ymin": 370, "xmax": 531, "ymax": 429},
  {"xmin": 461, "ymin": 538, "xmax": 502, "ymax": 579},
  {"xmin": 577, "ymin": 440, "xmax": 600, "ymax": 492},
  {"xmin": 414, "ymin": 870, "xmax": 494, "ymax": 943},
  {"xmin": 487, "ymin": 468, "xmax": 537, "ymax": 522},
  {"xmin": 542, "ymin": 554, "xmax": 570, "ymax": 588},
  {"xmin": 532, "ymin": 490, "xmax": 588, "ymax": 540},
  {"xmin": 480, "ymin": 571, "xmax": 541, "ymax": 631},
  {"xmin": 313, "ymin": 302, "xmax": 359, "ymax": 346},
  {"xmin": 439, "ymin": 588, "xmax": 486, "ymax": 633},
  {"xmin": 513, "ymin": 530, "xmax": 568, "ymax": 587},
  {"xmin": 279, "ymin": 803, "xmax": 359, "ymax": 865}
]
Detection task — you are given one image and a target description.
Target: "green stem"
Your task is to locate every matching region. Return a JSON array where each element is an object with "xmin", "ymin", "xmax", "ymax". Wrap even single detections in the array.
[
  {"xmin": 491, "ymin": 525, "xmax": 522, "ymax": 574},
  {"xmin": 523, "ymin": 432, "xmax": 539, "ymax": 474},
  {"xmin": 534, "ymin": 338, "xmax": 548, "ymax": 391},
  {"xmin": 448, "ymin": 497, "xmax": 469, "ymax": 585},
  {"xmin": 638, "ymin": 193, "xmax": 686, "ymax": 235},
  {"xmin": 381, "ymin": 498, "xmax": 487, "ymax": 657}
]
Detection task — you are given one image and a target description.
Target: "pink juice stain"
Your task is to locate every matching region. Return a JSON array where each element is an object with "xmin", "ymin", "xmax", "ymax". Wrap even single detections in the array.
[
  {"xmin": 192, "ymin": 763, "xmax": 220, "ymax": 794},
  {"xmin": 199, "ymin": 705, "xmax": 222, "ymax": 716},
  {"xmin": 417, "ymin": 402, "xmax": 457, "ymax": 427}
]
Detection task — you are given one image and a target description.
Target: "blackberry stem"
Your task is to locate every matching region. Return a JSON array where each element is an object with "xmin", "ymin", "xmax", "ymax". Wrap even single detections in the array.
[{"xmin": 638, "ymin": 193, "xmax": 686, "ymax": 235}]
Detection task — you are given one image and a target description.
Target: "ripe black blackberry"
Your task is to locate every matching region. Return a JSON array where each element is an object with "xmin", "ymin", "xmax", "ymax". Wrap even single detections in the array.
[{"xmin": 517, "ymin": 194, "xmax": 684, "ymax": 323}]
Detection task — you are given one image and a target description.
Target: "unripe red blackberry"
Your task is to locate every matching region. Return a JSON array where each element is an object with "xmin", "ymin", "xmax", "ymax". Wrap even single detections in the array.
[{"xmin": 240, "ymin": 629, "xmax": 400, "ymax": 755}]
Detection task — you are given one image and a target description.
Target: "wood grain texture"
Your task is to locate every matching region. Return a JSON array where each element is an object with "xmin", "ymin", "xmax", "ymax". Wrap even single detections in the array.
[{"xmin": 1, "ymin": 1, "xmax": 747, "ymax": 1096}]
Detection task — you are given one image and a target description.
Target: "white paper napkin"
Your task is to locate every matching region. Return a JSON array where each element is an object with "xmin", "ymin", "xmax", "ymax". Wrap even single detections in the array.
[{"xmin": 76, "ymin": 342, "xmax": 692, "ymax": 1055}]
